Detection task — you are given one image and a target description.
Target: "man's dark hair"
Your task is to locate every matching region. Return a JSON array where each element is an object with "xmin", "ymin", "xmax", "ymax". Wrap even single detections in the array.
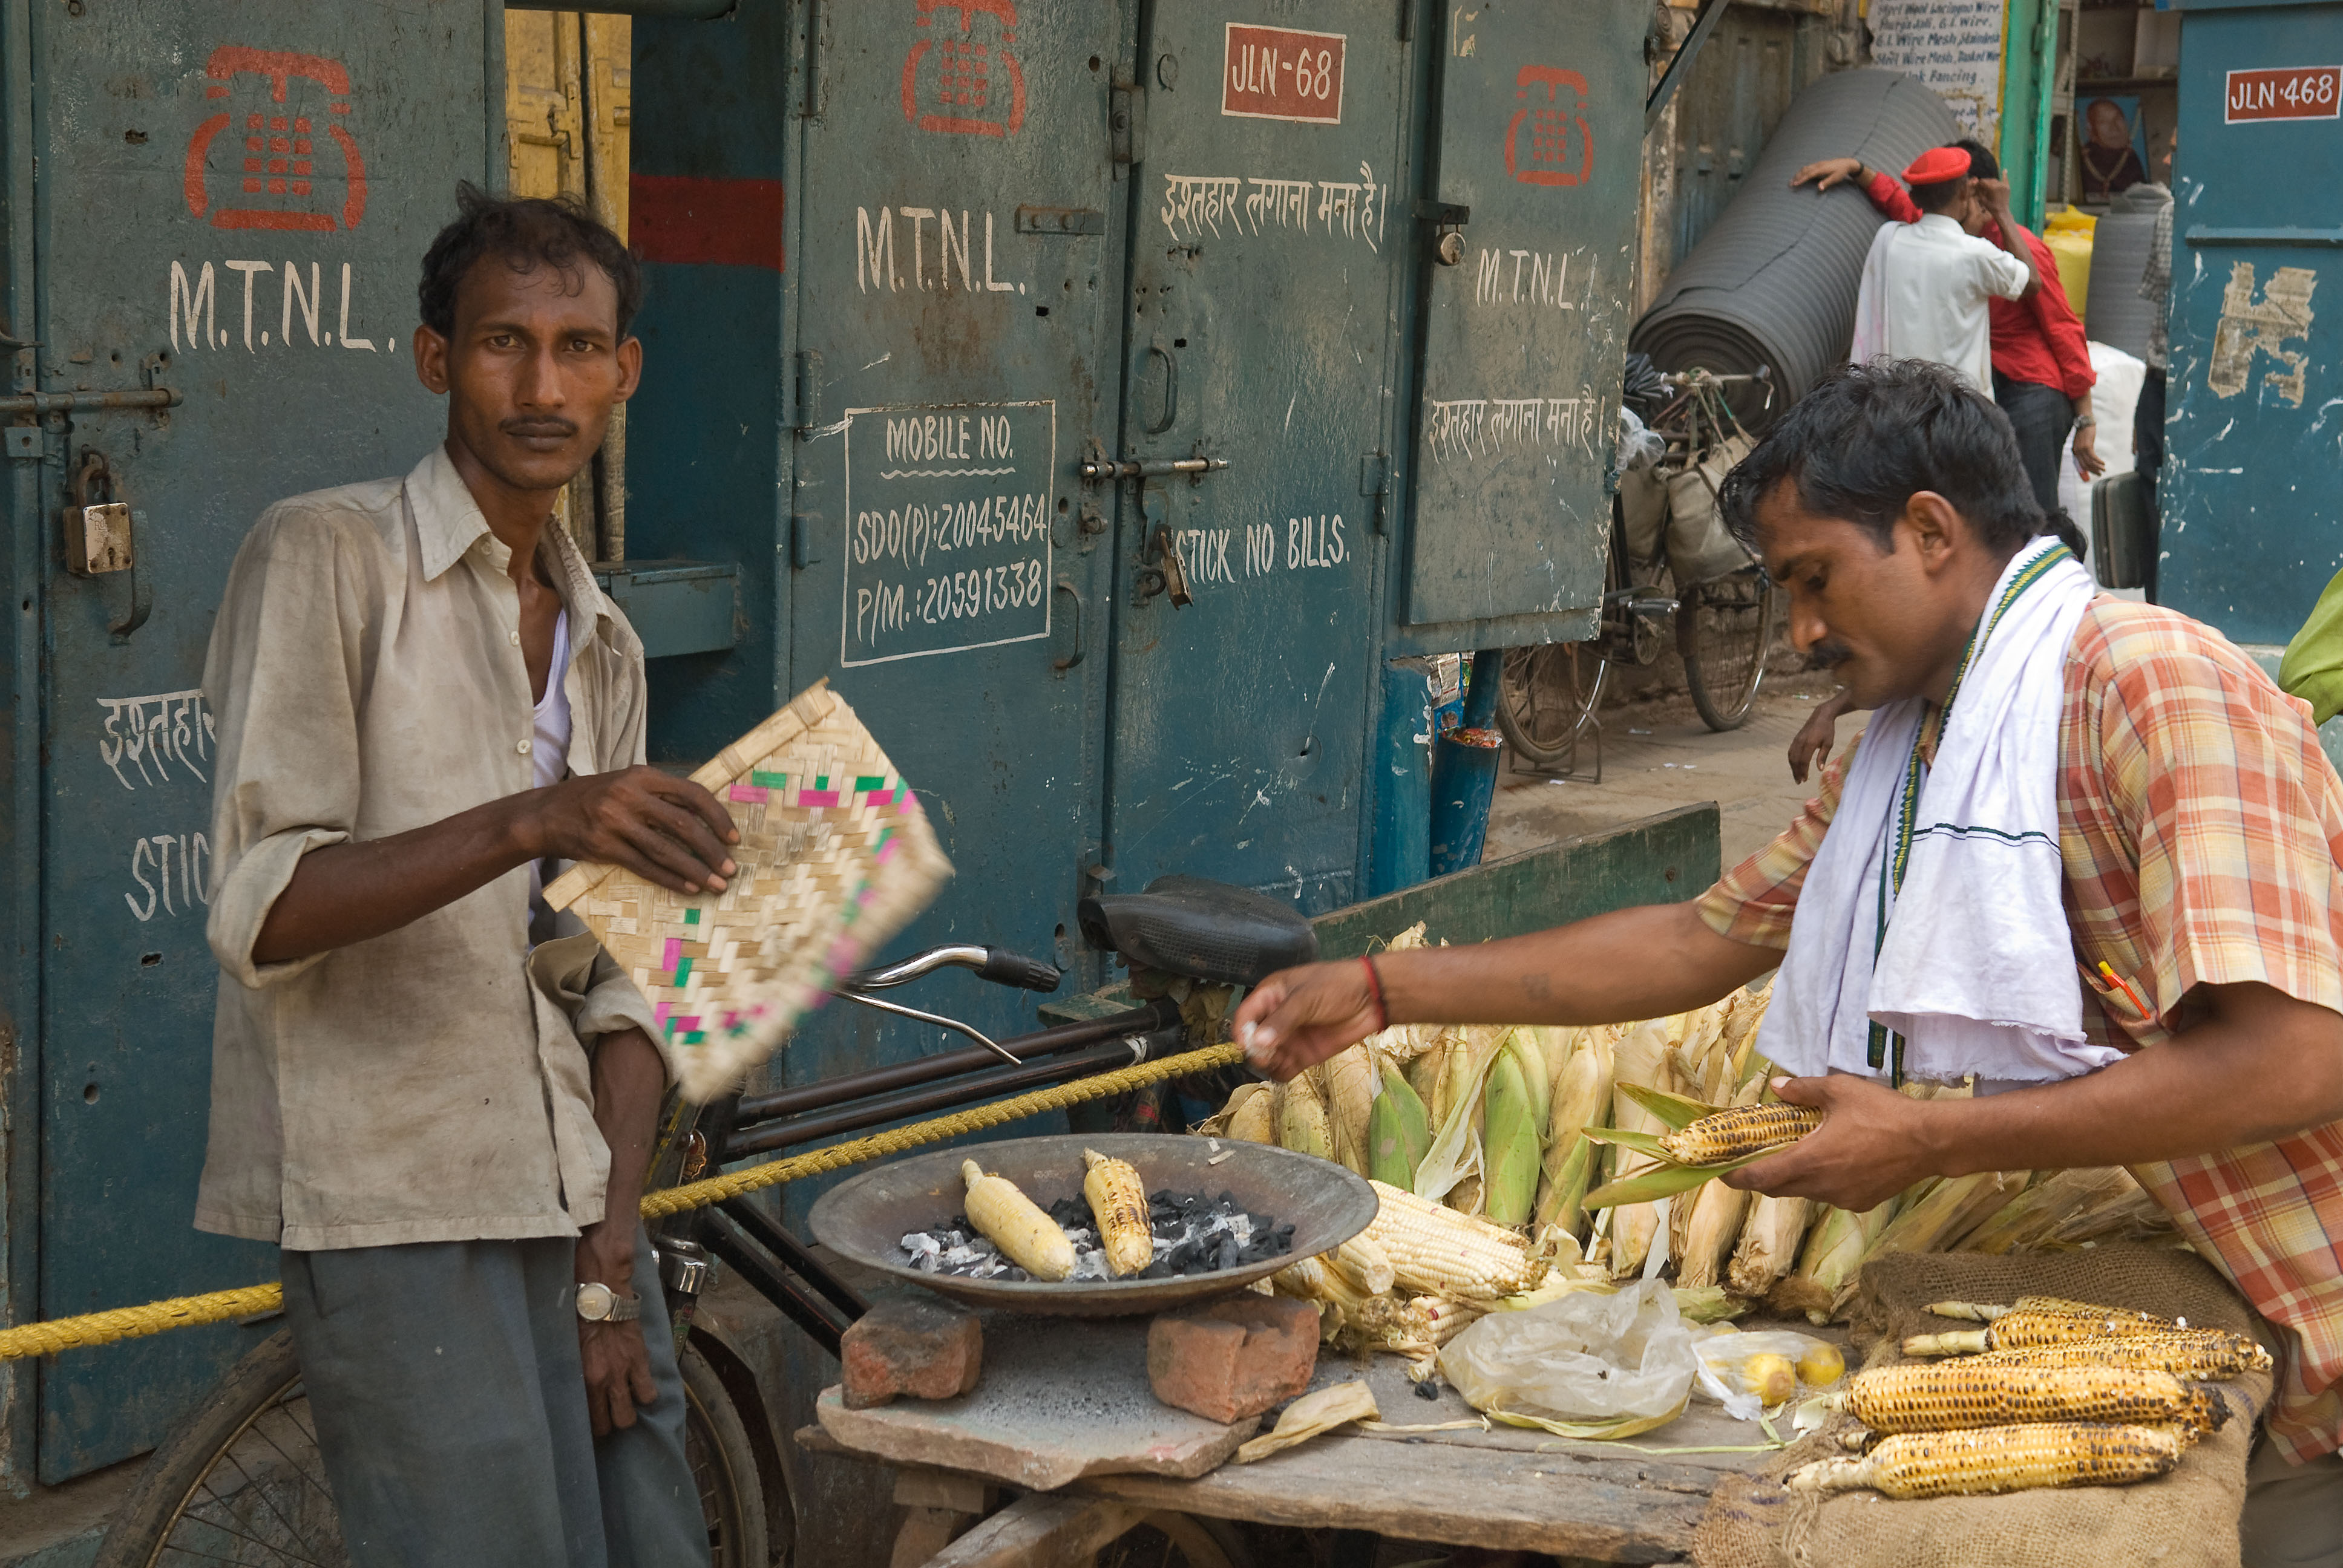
[
  {"xmin": 418, "ymin": 183, "xmax": 644, "ymax": 339},
  {"xmin": 1910, "ymin": 175, "xmax": 1967, "ymax": 215},
  {"xmin": 1719, "ymin": 361, "xmax": 2044, "ymax": 555},
  {"xmin": 1955, "ymin": 137, "xmax": 2001, "ymax": 181}
]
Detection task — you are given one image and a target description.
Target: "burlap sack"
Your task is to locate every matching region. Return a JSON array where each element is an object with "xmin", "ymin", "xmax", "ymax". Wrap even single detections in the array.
[{"xmin": 1693, "ymin": 1246, "xmax": 2272, "ymax": 1568}]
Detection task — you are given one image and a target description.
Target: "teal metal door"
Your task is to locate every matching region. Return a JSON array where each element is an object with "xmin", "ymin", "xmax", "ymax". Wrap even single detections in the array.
[
  {"xmin": 780, "ymin": 0, "xmax": 1130, "ymax": 1076},
  {"xmin": 1402, "ymin": 0, "xmax": 1645, "ymax": 630},
  {"xmin": 4, "ymin": 1, "xmax": 493, "ymax": 1481},
  {"xmin": 1100, "ymin": 4, "xmax": 1415, "ymax": 912}
]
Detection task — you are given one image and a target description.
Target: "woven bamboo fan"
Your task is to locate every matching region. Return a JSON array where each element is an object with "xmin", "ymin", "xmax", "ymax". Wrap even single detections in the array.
[{"xmin": 543, "ymin": 679, "xmax": 952, "ymax": 1102}]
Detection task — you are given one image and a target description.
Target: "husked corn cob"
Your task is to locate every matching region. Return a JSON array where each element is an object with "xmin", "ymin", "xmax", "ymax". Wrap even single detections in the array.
[
  {"xmin": 1907, "ymin": 1310, "xmax": 2244, "ymax": 1359},
  {"xmin": 1925, "ymin": 1295, "xmax": 2174, "ymax": 1326},
  {"xmin": 1826, "ymin": 1362, "xmax": 2229, "ymax": 1434},
  {"xmin": 1365, "ymin": 1179, "xmax": 1548, "ymax": 1304},
  {"xmin": 1656, "ymin": 1103, "xmax": 1823, "ymax": 1165},
  {"xmin": 1968, "ymin": 1330, "xmax": 2273, "ymax": 1380},
  {"xmin": 960, "ymin": 1160, "xmax": 1076, "ymax": 1281},
  {"xmin": 1787, "ymin": 1422, "xmax": 2185, "ymax": 1499},
  {"xmin": 1080, "ymin": 1148, "xmax": 1153, "ymax": 1278},
  {"xmin": 1331, "ymin": 1233, "xmax": 1397, "ymax": 1296},
  {"xmin": 1409, "ymin": 1295, "xmax": 1484, "ymax": 1348}
]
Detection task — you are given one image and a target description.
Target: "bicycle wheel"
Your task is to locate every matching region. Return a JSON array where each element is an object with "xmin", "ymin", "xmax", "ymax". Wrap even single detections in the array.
[
  {"xmin": 1676, "ymin": 569, "xmax": 1779, "ymax": 732},
  {"xmin": 1494, "ymin": 640, "xmax": 1607, "ymax": 770},
  {"xmin": 96, "ymin": 1328, "xmax": 772, "ymax": 1568}
]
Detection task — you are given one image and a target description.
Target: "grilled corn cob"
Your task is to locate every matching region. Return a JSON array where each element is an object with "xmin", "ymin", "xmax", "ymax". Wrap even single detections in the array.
[
  {"xmin": 1907, "ymin": 1308, "xmax": 2232, "ymax": 1358},
  {"xmin": 960, "ymin": 1160, "xmax": 1076, "ymax": 1281},
  {"xmin": 1968, "ymin": 1331, "xmax": 2273, "ymax": 1380},
  {"xmin": 1786, "ymin": 1422, "xmax": 2185, "ymax": 1499},
  {"xmin": 1649, "ymin": 1101, "xmax": 1827, "ymax": 1162},
  {"xmin": 1826, "ymin": 1362, "xmax": 2227, "ymax": 1434},
  {"xmin": 1365, "ymin": 1179, "xmax": 1548, "ymax": 1304},
  {"xmin": 1924, "ymin": 1295, "xmax": 2172, "ymax": 1326},
  {"xmin": 1080, "ymin": 1148, "xmax": 1153, "ymax": 1277}
]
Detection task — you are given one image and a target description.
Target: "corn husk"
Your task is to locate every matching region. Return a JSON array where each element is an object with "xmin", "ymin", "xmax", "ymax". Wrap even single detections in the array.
[
  {"xmin": 1415, "ymin": 1026, "xmax": 1509, "ymax": 1207},
  {"xmin": 1366, "ymin": 1056, "xmax": 1434, "ymax": 1189},
  {"xmin": 1407, "ymin": 1029, "xmax": 1458, "ymax": 1123},
  {"xmin": 2036, "ymin": 1171, "xmax": 2180, "ymax": 1249},
  {"xmin": 1772, "ymin": 1197, "xmax": 1901, "ymax": 1321},
  {"xmin": 1319, "ymin": 1045, "xmax": 1376, "ymax": 1176},
  {"xmin": 1219, "ymin": 1082, "xmax": 1275, "ymax": 1144},
  {"xmin": 1533, "ymin": 1029, "xmax": 1615, "ymax": 1235},
  {"xmin": 1273, "ymin": 1077, "xmax": 1334, "ymax": 1162},
  {"xmin": 1198, "ymin": 1080, "xmax": 1267, "ymax": 1138},
  {"xmin": 1236, "ymin": 1380, "xmax": 1380, "ymax": 1463},
  {"xmin": 1533, "ymin": 1025, "xmax": 1584, "ymax": 1103},
  {"xmin": 1728, "ymin": 1195, "xmax": 1814, "ymax": 1298},
  {"xmin": 1868, "ymin": 1169, "xmax": 2031, "ymax": 1263},
  {"xmin": 1481, "ymin": 1043, "xmax": 1543, "ymax": 1227},
  {"xmin": 1674, "ymin": 1179, "xmax": 1752, "ymax": 1289},
  {"xmin": 1607, "ymin": 1018, "xmax": 1677, "ymax": 1278}
]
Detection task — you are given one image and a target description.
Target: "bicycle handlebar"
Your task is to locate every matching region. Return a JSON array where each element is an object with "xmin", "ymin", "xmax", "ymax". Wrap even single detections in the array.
[{"xmin": 844, "ymin": 944, "xmax": 1063, "ymax": 995}]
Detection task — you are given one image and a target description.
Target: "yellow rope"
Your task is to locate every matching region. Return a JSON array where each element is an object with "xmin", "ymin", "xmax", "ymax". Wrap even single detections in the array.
[{"xmin": 0, "ymin": 1042, "xmax": 1244, "ymax": 1363}]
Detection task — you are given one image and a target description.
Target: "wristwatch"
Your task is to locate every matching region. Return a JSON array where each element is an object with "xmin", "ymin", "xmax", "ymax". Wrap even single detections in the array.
[{"xmin": 575, "ymin": 1281, "xmax": 642, "ymax": 1324}]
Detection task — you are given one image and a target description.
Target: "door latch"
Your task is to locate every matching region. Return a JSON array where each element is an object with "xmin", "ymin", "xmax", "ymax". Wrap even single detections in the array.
[
  {"xmin": 1138, "ymin": 524, "xmax": 1193, "ymax": 608},
  {"xmin": 62, "ymin": 448, "xmax": 151, "ymax": 641}
]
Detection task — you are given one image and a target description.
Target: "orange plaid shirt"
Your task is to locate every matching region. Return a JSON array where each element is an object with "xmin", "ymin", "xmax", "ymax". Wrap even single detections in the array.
[{"xmin": 1698, "ymin": 597, "xmax": 2343, "ymax": 1462}]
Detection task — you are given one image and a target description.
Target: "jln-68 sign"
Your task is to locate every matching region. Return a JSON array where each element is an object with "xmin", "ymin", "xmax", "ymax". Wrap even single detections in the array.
[{"xmin": 2226, "ymin": 66, "xmax": 2341, "ymax": 123}]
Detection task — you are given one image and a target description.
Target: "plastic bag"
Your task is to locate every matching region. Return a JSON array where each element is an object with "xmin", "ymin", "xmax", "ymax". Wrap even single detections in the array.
[
  {"xmin": 1438, "ymin": 1275, "xmax": 1699, "ymax": 1439},
  {"xmin": 1691, "ymin": 1326, "xmax": 1843, "ymax": 1422},
  {"xmin": 1616, "ymin": 406, "xmax": 1668, "ymax": 474},
  {"xmin": 1665, "ymin": 432, "xmax": 1758, "ymax": 587}
]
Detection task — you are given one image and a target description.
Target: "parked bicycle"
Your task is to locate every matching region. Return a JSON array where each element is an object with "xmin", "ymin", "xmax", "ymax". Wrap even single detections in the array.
[
  {"xmin": 94, "ymin": 881, "xmax": 1301, "ymax": 1568},
  {"xmin": 1496, "ymin": 368, "xmax": 1783, "ymax": 774}
]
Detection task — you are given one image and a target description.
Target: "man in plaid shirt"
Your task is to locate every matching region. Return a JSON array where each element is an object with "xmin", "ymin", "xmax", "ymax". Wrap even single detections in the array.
[{"xmin": 1233, "ymin": 364, "xmax": 2343, "ymax": 1561}]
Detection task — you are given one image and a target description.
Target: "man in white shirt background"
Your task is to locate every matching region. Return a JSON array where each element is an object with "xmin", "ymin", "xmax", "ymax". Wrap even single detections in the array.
[{"xmin": 1849, "ymin": 145, "xmax": 2038, "ymax": 395}]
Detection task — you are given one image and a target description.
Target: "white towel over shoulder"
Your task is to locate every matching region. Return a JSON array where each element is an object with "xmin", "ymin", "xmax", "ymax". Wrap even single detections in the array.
[{"xmin": 1755, "ymin": 538, "xmax": 2124, "ymax": 1086}]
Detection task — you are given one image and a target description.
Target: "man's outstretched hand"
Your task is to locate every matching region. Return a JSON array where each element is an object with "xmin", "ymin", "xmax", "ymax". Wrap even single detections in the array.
[
  {"xmin": 1233, "ymin": 960, "xmax": 1383, "ymax": 1082},
  {"xmin": 523, "ymin": 765, "xmax": 739, "ymax": 896},
  {"xmin": 1723, "ymin": 1074, "xmax": 1933, "ymax": 1211},
  {"xmin": 1791, "ymin": 156, "xmax": 1866, "ymax": 192}
]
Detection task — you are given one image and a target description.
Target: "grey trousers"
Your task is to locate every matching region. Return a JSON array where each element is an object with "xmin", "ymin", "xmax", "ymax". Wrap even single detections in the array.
[
  {"xmin": 280, "ymin": 1230, "xmax": 710, "ymax": 1568},
  {"xmin": 2243, "ymin": 1436, "xmax": 2343, "ymax": 1568}
]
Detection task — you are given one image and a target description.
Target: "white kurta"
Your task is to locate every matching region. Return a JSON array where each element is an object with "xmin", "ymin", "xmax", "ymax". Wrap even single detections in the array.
[{"xmin": 1849, "ymin": 212, "xmax": 2033, "ymax": 393}]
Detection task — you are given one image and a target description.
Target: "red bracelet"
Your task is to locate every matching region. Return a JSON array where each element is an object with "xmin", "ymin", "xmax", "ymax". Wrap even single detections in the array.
[{"xmin": 1359, "ymin": 955, "xmax": 1389, "ymax": 1033}]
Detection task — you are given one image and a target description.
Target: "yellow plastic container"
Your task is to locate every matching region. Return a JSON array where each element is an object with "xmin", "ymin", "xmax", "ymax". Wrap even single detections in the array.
[{"xmin": 2042, "ymin": 207, "xmax": 2098, "ymax": 314}]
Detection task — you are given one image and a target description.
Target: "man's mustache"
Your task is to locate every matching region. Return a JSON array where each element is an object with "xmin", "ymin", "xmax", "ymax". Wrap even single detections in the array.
[
  {"xmin": 501, "ymin": 417, "xmax": 580, "ymax": 439},
  {"xmin": 1809, "ymin": 641, "xmax": 1853, "ymax": 669}
]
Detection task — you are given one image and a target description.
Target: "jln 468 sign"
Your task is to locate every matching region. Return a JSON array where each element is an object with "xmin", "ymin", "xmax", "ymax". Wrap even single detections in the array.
[{"xmin": 2226, "ymin": 66, "xmax": 2341, "ymax": 123}]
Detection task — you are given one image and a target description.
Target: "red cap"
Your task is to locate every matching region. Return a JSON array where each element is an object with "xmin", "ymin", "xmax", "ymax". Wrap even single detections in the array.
[{"xmin": 1903, "ymin": 146, "xmax": 1973, "ymax": 185}]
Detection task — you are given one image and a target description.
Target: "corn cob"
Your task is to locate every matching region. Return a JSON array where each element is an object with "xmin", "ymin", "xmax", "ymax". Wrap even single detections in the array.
[
  {"xmin": 1225, "ymin": 1083, "xmax": 1276, "ymax": 1145},
  {"xmin": 1786, "ymin": 1422, "xmax": 2186, "ymax": 1499},
  {"xmin": 1906, "ymin": 1309, "xmax": 2227, "ymax": 1358},
  {"xmin": 1480, "ymin": 1043, "xmax": 1543, "ymax": 1227},
  {"xmin": 960, "ymin": 1160, "xmax": 1076, "ymax": 1281},
  {"xmin": 1771, "ymin": 1196, "xmax": 1900, "ymax": 1321},
  {"xmin": 1080, "ymin": 1148, "xmax": 1153, "ymax": 1278},
  {"xmin": 1366, "ymin": 1063, "xmax": 1434, "ymax": 1189},
  {"xmin": 1331, "ymin": 1233, "xmax": 1398, "ymax": 1296},
  {"xmin": 1967, "ymin": 1331, "xmax": 2273, "ymax": 1380},
  {"xmin": 1410, "ymin": 1295, "xmax": 1484, "ymax": 1348},
  {"xmin": 1924, "ymin": 1295, "xmax": 2172, "ymax": 1326},
  {"xmin": 1826, "ymin": 1361, "xmax": 2228, "ymax": 1434},
  {"xmin": 1867, "ymin": 1169, "xmax": 2031, "ymax": 1259},
  {"xmin": 1365, "ymin": 1179, "xmax": 1547, "ymax": 1304},
  {"xmin": 1656, "ymin": 1103, "xmax": 1823, "ymax": 1164},
  {"xmin": 1727, "ymin": 1194, "xmax": 1814, "ymax": 1299},
  {"xmin": 1533, "ymin": 1028, "xmax": 1613, "ymax": 1235},
  {"xmin": 1274, "ymin": 1079, "xmax": 1334, "ymax": 1162},
  {"xmin": 1607, "ymin": 1018, "xmax": 1675, "ymax": 1279},
  {"xmin": 1676, "ymin": 1178, "xmax": 1752, "ymax": 1289},
  {"xmin": 1319, "ymin": 1047, "xmax": 1376, "ymax": 1177},
  {"xmin": 1958, "ymin": 1168, "xmax": 2137, "ymax": 1255}
]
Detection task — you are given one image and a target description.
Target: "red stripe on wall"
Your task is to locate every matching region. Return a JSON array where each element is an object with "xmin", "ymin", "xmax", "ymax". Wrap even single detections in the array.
[{"xmin": 629, "ymin": 174, "xmax": 785, "ymax": 272}]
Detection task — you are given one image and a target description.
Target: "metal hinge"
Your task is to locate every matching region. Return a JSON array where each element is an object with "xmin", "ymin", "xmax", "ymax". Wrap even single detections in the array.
[
  {"xmin": 1110, "ymin": 66, "xmax": 1145, "ymax": 174},
  {"xmin": 794, "ymin": 350, "xmax": 824, "ymax": 431}
]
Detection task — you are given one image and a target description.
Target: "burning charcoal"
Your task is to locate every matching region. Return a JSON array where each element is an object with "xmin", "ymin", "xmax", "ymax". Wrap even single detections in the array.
[
  {"xmin": 1003, "ymin": 1266, "xmax": 1028, "ymax": 1282},
  {"xmin": 1140, "ymin": 1258, "xmax": 1173, "ymax": 1279},
  {"xmin": 1414, "ymin": 1379, "xmax": 1441, "ymax": 1402},
  {"xmin": 1217, "ymin": 1191, "xmax": 1237, "ymax": 1210},
  {"xmin": 1214, "ymin": 1233, "xmax": 1241, "ymax": 1272}
]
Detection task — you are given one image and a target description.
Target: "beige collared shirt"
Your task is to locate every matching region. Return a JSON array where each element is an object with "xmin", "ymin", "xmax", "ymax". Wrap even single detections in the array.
[{"xmin": 198, "ymin": 446, "xmax": 666, "ymax": 1250}]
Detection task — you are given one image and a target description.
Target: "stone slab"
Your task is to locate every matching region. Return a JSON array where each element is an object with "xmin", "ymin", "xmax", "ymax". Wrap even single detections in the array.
[{"xmin": 816, "ymin": 1313, "xmax": 1257, "ymax": 1489}]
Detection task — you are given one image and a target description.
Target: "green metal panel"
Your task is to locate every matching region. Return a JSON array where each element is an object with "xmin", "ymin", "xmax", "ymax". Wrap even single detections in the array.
[
  {"xmin": 2, "ymin": 0, "xmax": 496, "ymax": 1483},
  {"xmin": 595, "ymin": 560, "xmax": 742, "ymax": 658},
  {"xmin": 1399, "ymin": 0, "xmax": 1643, "ymax": 630},
  {"xmin": 1098, "ymin": 2, "xmax": 1417, "ymax": 915}
]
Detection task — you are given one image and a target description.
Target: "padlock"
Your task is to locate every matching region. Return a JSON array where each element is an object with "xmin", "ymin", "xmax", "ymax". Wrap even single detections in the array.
[{"xmin": 63, "ymin": 449, "xmax": 133, "ymax": 577}]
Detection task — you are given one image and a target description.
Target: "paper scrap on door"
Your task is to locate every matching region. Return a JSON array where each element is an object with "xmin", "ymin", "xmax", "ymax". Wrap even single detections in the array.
[{"xmin": 841, "ymin": 401, "xmax": 1055, "ymax": 665}]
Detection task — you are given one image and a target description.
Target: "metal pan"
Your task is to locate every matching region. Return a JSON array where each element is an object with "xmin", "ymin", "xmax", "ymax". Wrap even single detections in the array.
[{"xmin": 806, "ymin": 1132, "xmax": 1378, "ymax": 1316}]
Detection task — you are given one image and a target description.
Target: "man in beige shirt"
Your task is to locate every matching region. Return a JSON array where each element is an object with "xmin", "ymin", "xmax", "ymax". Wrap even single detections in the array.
[{"xmin": 200, "ymin": 188, "xmax": 734, "ymax": 1566}]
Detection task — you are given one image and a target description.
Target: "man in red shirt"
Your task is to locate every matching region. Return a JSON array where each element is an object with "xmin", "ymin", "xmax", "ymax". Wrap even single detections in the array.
[{"xmin": 1796, "ymin": 140, "xmax": 2105, "ymax": 543}]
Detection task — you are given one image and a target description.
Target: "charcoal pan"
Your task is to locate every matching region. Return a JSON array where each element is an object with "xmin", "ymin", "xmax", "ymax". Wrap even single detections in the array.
[{"xmin": 805, "ymin": 1132, "xmax": 1377, "ymax": 1316}]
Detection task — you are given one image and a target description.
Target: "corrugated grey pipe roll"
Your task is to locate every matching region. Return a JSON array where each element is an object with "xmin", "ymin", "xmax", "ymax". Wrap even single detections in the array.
[
  {"xmin": 2085, "ymin": 182, "xmax": 2172, "ymax": 364},
  {"xmin": 1631, "ymin": 69, "xmax": 1961, "ymax": 427}
]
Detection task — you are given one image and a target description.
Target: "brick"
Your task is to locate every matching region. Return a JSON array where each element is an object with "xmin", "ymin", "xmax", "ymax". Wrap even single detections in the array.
[
  {"xmin": 1146, "ymin": 1293, "xmax": 1319, "ymax": 1424},
  {"xmin": 841, "ymin": 1295, "xmax": 983, "ymax": 1410}
]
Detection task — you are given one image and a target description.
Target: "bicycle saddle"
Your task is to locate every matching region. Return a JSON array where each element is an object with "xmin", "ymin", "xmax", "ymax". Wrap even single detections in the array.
[{"xmin": 1077, "ymin": 874, "xmax": 1319, "ymax": 987}]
